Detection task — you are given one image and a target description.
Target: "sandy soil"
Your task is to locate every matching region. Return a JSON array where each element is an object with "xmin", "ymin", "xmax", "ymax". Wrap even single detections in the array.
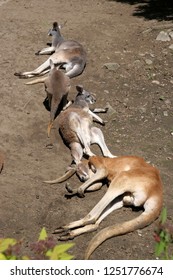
[{"xmin": 0, "ymin": 0, "xmax": 173, "ymax": 260}]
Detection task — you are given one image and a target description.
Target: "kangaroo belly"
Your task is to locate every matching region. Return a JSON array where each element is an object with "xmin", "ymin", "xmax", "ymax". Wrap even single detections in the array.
[{"xmin": 58, "ymin": 110, "xmax": 91, "ymax": 145}]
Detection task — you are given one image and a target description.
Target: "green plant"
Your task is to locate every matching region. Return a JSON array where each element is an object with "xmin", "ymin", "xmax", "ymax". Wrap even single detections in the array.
[
  {"xmin": 0, "ymin": 228, "xmax": 74, "ymax": 260},
  {"xmin": 154, "ymin": 207, "xmax": 173, "ymax": 260}
]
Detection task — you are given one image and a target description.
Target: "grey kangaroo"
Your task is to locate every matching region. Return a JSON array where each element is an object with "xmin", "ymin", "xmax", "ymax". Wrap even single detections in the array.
[
  {"xmin": 44, "ymin": 86, "xmax": 115, "ymax": 184},
  {"xmin": 14, "ymin": 22, "xmax": 87, "ymax": 79}
]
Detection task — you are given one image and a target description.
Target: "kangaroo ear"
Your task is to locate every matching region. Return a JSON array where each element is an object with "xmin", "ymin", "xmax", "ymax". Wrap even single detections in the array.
[
  {"xmin": 88, "ymin": 161, "xmax": 97, "ymax": 173},
  {"xmin": 76, "ymin": 85, "xmax": 83, "ymax": 94},
  {"xmin": 59, "ymin": 20, "xmax": 67, "ymax": 29},
  {"xmin": 53, "ymin": 22, "xmax": 58, "ymax": 29},
  {"xmin": 49, "ymin": 59, "xmax": 55, "ymax": 69}
]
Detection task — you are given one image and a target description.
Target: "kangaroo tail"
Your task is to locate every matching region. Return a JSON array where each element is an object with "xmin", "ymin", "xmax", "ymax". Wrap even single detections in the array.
[
  {"xmin": 25, "ymin": 76, "xmax": 47, "ymax": 85},
  {"xmin": 43, "ymin": 168, "xmax": 76, "ymax": 184},
  {"xmin": 85, "ymin": 202, "xmax": 162, "ymax": 259}
]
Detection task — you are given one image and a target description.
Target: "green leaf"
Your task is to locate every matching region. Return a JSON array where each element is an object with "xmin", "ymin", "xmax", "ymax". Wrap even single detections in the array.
[
  {"xmin": 38, "ymin": 227, "xmax": 48, "ymax": 241},
  {"xmin": 46, "ymin": 243, "xmax": 74, "ymax": 260},
  {"xmin": 0, "ymin": 253, "xmax": 7, "ymax": 260},
  {"xmin": 0, "ymin": 238, "xmax": 17, "ymax": 253},
  {"xmin": 59, "ymin": 252, "xmax": 74, "ymax": 260},
  {"xmin": 164, "ymin": 233, "xmax": 170, "ymax": 243},
  {"xmin": 8, "ymin": 255, "xmax": 17, "ymax": 260},
  {"xmin": 22, "ymin": 255, "xmax": 30, "ymax": 260},
  {"xmin": 160, "ymin": 207, "xmax": 167, "ymax": 224},
  {"xmin": 53, "ymin": 243, "xmax": 74, "ymax": 254},
  {"xmin": 47, "ymin": 248, "xmax": 59, "ymax": 260},
  {"xmin": 159, "ymin": 230, "xmax": 165, "ymax": 238},
  {"xmin": 45, "ymin": 249, "xmax": 52, "ymax": 257},
  {"xmin": 155, "ymin": 241, "xmax": 165, "ymax": 256}
]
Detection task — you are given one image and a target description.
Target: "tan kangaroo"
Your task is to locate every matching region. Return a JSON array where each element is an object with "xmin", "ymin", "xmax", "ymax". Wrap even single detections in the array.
[
  {"xmin": 53, "ymin": 155, "xmax": 163, "ymax": 260},
  {"xmin": 26, "ymin": 60, "xmax": 71, "ymax": 137},
  {"xmin": 14, "ymin": 22, "xmax": 86, "ymax": 79}
]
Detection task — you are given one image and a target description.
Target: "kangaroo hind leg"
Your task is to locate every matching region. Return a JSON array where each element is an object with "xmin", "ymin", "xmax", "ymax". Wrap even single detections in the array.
[
  {"xmin": 54, "ymin": 178, "xmax": 124, "ymax": 239},
  {"xmin": 65, "ymin": 62, "xmax": 85, "ymax": 78},
  {"xmin": 14, "ymin": 52, "xmax": 63, "ymax": 78},
  {"xmin": 70, "ymin": 116, "xmax": 94, "ymax": 157},
  {"xmin": 14, "ymin": 58, "xmax": 51, "ymax": 78},
  {"xmin": 90, "ymin": 127, "xmax": 115, "ymax": 158}
]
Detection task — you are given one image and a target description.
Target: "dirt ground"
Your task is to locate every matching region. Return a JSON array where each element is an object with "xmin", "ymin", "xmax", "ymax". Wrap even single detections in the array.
[{"xmin": 0, "ymin": 0, "xmax": 173, "ymax": 260}]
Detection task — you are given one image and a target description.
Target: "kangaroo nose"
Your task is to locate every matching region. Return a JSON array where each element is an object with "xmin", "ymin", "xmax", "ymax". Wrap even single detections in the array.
[{"xmin": 80, "ymin": 177, "xmax": 85, "ymax": 182}]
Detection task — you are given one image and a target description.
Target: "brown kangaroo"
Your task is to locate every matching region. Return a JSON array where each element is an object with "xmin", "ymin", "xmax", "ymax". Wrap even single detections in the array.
[{"xmin": 53, "ymin": 155, "xmax": 163, "ymax": 260}]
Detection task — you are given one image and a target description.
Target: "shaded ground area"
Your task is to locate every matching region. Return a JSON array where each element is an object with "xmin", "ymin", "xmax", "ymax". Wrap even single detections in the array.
[
  {"xmin": 0, "ymin": 0, "xmax": 173, "ymax": 259},
  {"xmin": 113, "ymin": 0, "xmax": 173, "ymax": 20}
]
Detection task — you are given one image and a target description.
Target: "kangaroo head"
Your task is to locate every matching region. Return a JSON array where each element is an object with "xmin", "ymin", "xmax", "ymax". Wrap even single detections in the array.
[
  {"xmin": 48, "ymin": 22, "xmax": 61, "ymax": 36},
  {"xmin": 76, "ymin": 85, "xmax": 96, "ymax": 105},
  {"xmin": 76, "ymin": 161, "xmax": 90, "ymax": 182}
]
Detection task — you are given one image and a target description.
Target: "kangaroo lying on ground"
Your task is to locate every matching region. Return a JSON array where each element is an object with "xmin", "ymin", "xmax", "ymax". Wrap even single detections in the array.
[
  {"xmin": 44, "ymin": 87, "xmax": 115, "ymax": 183},
  {"xmin": 53, "ymin": 155, "xmax": 163, "ymax": 260},
  {"xmin": 57, "ymin": 86, "xmax": 114, "ymax": 166},
  {"xmin": 14, "ymin": 22, "xmax": 87, "ymax": 79},
  {"xmin": 26, "ymin": 60, "xmax": 71, "ymax": 137}
]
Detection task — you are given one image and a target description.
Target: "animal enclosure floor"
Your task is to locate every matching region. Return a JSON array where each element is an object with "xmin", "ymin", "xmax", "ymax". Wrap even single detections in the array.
[{"xmin": 0, "ymin": 0, "xmax": 173, "ymax": 260}]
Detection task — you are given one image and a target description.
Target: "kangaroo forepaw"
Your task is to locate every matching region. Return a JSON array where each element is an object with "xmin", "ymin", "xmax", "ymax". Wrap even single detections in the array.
[
  {"xmin": 14, "ymin": 72, "xmax": 28, "ymax": 79},
  {"xmin": 65, "ymin": 183, "xmax": 75, "ymax": 194},
  {"xmin": 35, "ymin": 51, "xmax": 40, "ymax": 56},
  {"xmin": 77, "ymin": 189, "xmax": 85, "ymax": 198},
  {"xmin": 65, "ymin": 184, "xmax": 85, "ymax": 198},
  {"xmin": 14, "ymin": 72, "xmax": 21, "ymax": 77}
]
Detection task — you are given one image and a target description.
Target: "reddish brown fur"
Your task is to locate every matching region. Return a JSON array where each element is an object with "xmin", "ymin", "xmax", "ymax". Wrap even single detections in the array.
[
  {"xmin": 54, "ymin": 155, "xmax": 163, "ymax": 259},
  {"xmin": 89, "ymin": 155, "xmax": 160, "ymax": 182},
  {"xmin": 88, "ymin": 155, "xmax": 163, "ymax": 202}
]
